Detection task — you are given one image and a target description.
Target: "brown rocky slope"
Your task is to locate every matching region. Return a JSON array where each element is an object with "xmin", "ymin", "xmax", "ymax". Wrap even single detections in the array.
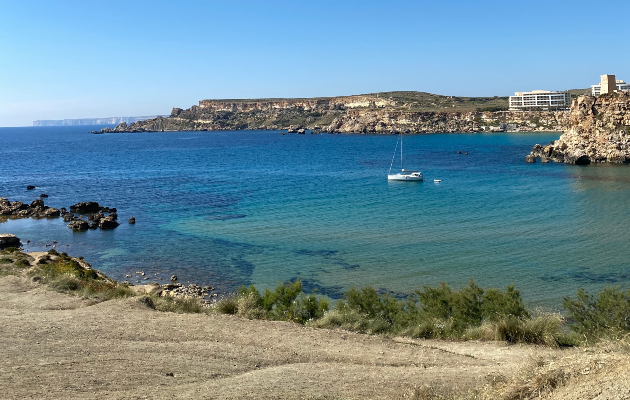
[
  {"xmin": 527, "ymin": 92, "xmax": 630, "ymax": 164},
  {"xmin": 99, "ymin": 93, "xmax": 570, "ymax": 134}
]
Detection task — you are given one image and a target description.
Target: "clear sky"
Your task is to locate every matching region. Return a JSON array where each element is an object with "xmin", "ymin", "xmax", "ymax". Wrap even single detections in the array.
[{"xmin": 1, "ymin": 0, "xmax": 629, "ymax": 126}]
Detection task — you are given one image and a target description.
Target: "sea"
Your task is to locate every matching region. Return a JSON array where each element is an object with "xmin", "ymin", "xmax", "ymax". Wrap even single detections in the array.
[{"xmin": 2, "ymin": 126, "xmax": 630, "ymax": 308}]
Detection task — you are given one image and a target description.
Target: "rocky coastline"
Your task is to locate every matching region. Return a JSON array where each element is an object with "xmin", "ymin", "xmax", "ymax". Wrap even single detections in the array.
[
  {"xmin": 1, "ymin": 233, "xmax": 219, "ymax": 303},
  {"xmin": 1, "ymin": 195, "xmax": 219, "ymax": 300},
  {"xmin": 95, "ymin": 93, "xmax": 570, "ymax": 135},
  {"xmin": 526, "ymin": 92, "xmax": 630, "ymax": 164}
]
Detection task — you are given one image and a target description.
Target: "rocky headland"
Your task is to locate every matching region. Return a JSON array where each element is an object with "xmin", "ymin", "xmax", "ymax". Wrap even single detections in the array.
[
  {"xmin": 96, "ymin": 92, "xmax": 570, "ymax": 134},
  {"xmin": 526, "ymin": 92, "xmax": 630, "ymax": 164}
]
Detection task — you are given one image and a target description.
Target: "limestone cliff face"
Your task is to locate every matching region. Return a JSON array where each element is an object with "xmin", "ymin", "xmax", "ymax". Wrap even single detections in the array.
[
  {"xmin": 527, "ymin": 93, "xmax": 630, "ymax": 164},
  {"xmin": 99, "ymin": 95, "xmax": 569, "ymax": 134},
  {"xmin": 198, "ymin": 95, "xmax": 396, "ymax": 112},
  {"xmin": 328, "ymin": 110, "xmax": 568, "ymax": 134}
]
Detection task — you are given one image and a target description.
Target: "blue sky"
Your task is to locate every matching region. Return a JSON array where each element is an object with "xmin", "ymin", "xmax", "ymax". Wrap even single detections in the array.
[{"xmin": 1, "ymin": 0, "xmax": 629, "ymax": 126}]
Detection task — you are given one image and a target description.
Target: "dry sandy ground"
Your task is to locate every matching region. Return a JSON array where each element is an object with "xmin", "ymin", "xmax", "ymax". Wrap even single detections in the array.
[{"xmin": 1, "ymin": 273, "xmax": 629, "ymax": 400}]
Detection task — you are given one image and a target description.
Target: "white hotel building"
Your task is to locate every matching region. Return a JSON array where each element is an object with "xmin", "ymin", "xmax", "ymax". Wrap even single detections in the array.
[
  {"xmin": 591, "ymin": 80, "xmax": 630, "ymax": 96},
  {"xmin": 509, "ymin": 90, "xmax": 570, "ymax": 111}
]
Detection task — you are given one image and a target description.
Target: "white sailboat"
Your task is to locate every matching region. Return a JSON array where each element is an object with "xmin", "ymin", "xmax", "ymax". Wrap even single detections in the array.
[{"xmin": 388, "ymin": 132, "xmax": 423, "ymax": 181}]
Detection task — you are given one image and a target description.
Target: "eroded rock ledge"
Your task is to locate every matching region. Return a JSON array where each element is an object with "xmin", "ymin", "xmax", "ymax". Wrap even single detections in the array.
[{"xmin": 526, "ymin": 92, "xmax": 630, "ymax": 164}]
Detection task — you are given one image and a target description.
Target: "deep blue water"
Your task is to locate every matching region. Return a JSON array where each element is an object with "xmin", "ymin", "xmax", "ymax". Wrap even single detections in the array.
[{"xmin": 2, "ymin": 126, "xmax": 630, "ymax": 307}]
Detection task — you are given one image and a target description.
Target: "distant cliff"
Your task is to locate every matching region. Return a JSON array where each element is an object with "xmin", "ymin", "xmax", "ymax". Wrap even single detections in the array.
[
  {"xmin": 97, "ymin": 92, "xmax": 570, "ymax": 134},
  {"xmin": 34, "ymin": 116, "xmax": 166, "ymax": 127},
  {"xmin": 526, "ymin": 92, "xmax": 630, "ymax": 164}
]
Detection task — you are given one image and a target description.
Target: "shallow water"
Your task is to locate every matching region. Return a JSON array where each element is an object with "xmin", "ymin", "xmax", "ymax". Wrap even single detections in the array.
[{"xmin": 1, "ymin": 126, "xmax": 629, "ymax": 307}]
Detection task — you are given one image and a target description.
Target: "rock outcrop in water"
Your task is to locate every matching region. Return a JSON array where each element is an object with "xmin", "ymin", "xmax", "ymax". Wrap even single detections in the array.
[
  {"xmin": 0, "ymin": 197, "xmax": 122, "ymax": 231},
  {"xmin": 96, "ymin": 93, "xmax": 570, "ymax": 134},
  {"xmin": 0, "ymin": 198, "xmax": 61, "ymax": 219},
  {"xmin": 527, "ymin": 92, "xmax": 630, "ymax": 164}
]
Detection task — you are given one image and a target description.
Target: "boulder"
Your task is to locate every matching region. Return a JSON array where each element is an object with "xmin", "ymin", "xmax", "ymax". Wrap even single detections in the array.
[
  {"xmin": 30, "ymin": 199, "xmax": 44, "ymax": 208},
  {"xmin": 26, "ymin": 185, "xmax": 35, "ymax": 190},
  {"xmin": 0, "ymin": 234, "xmax": 20, "ymax": 249},
  {"xmin": 88, "ymin": 213, "xmax": 102, "ymax": 222},
  {"xmin": 40, "ymin": 194, "xmax": 49, "ymax": 198},
  {"xmin": 67, "ymin": 220, "xmax": 89, "ymax": 231},
  {"xmin": 42, "ymin": 207, "xmax": 61, "ymax": 218},
  {"xmin": 69, "ymin": 202, "xmax": 102, "ymax": 214},
  {"xmin": 98, "ymin": 216, "xmax": 119, "ymax": 230},
  {"xmin": 525, "ymin": 154, "xmax": 537, "ymax": 163},
  {"xmin": 128, "ymin": 217, "xmax": 136, "ymax": 224}
]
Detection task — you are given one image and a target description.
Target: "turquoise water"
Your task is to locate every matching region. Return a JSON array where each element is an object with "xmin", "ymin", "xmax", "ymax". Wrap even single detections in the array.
[{"xmin": 1, "ymin": 126, "xmax": 630, "ymax": 307}]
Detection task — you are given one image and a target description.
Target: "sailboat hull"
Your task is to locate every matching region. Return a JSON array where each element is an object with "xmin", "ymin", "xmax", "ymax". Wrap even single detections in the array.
[{"xmin": 388, "ymin": 173, "xmax": 424, "ymax": 181}]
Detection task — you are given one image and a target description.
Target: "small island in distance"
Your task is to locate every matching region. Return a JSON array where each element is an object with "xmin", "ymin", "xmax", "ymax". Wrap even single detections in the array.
[{"xmin": 33, "ymin": 115, "xmax": 167, "ymax": 127}]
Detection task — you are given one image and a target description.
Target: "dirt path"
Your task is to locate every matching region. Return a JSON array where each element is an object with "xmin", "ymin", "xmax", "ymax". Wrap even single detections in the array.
[{"xmin": 0, "ymin": 274, "xmax": 628, "ymax": 399}]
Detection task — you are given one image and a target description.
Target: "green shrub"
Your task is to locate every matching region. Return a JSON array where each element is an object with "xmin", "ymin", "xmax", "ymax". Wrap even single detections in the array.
[
  {"xmin": 564, "ymin": 287, "xmax": 630, "ymax": 339},
  {"xmin": 260, "ymin": 280, "xmax": 303, "ymax": 317},
  {"xmin": 493, "ymin": 314, "xmax": 563, "ymax": 346},
  {"xmin": 237, "ymin": 291, "xmax": 266, "ymax": 319},
  {"xmin": 326, "ymin": 281, "xmax": 532, "ymax": 340},
  {"xmin": 50, "ymin": 275, "xmax": 82, "ymax": 291},
  {"xmin": 0, "ymin": 257, "xmax": 13, "ymax": 264},
  {"xmin": 310, "ymin": 309, "xmax": 391, "ymax": 334},
  {"xmin": 341, "ymin": 286, "xmax": 406, "ymax": 325},
  {"xmin": 14, "ymin": 258, "xmax": 31, "ymax": 268},
  {"xmin": 259, "ymin": 280, "xmax": 329, "ymax": 323},
  {"xmin": 3, "ymin": 247, "xmax": 19, "ymax": 253},
  {"xmin": 150, "ymin": 295, "xmax": 206, "ymax": 314},
  {"xmin": 40, "ymin": 258, "xmax": 98, "ymax": 280},
  {"xmin": 47, "ymin": 249, "xmax": 59, "ymax": 255},
  {"xmin": 214, "ymin": 294, "xmax": 239, "ymax": 315},
  {"xmin": 415, "ymin": 280, "xmax": 529, "ymax": 330},
  {"xmin": 214, "ymin": 280, "xmax": 329, "ymax": 324}
]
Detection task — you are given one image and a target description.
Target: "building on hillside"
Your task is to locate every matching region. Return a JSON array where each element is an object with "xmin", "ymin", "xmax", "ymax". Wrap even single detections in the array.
[
  {"xmin": 591, "ymin": 74, "xmax": 630, "ymax": 96},
  {"xmin": 508, "ymin": 90, "xmax": 570, "ymax": 111}
]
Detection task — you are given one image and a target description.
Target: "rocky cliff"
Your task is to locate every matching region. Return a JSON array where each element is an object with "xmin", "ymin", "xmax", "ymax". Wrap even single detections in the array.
[
  {"xmin": 328, "ymin": 109, "xmax": 568, "ymax": 134},
  {"xmin": 526, "ymin": 92, "xmax": 630, "ymax": 164},
  {"xmin": 98, "ymin": 93, "xmax": 570, "ymax": 134}
]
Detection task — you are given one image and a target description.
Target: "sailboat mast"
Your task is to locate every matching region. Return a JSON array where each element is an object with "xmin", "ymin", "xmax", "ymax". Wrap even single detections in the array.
[{"xmin": 400, "ymin": 132, "xmax": 403, "ymax": 171}]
